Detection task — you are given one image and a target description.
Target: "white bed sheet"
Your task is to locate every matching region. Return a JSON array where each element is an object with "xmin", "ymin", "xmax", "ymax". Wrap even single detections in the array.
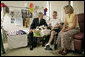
[{"xmin": 7, "ymin": 34, "xmax": 28, "ymax": 49}]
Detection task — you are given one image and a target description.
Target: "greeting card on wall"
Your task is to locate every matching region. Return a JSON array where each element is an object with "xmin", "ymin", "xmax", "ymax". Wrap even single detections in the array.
[{"xmin": 15, "ymin": 17, "xmax": 22, "ymax": 26}]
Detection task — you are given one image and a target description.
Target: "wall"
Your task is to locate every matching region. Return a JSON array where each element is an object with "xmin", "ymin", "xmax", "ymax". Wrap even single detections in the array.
[
  {"xmin": 73, "ymin": 1, "xmax": 84, "ymax": 14},
  {"xmin": 50, "ymin": 1, "xmax": 69, "ymax": 22},
  {"xmin": 1, "ymin": 1, "xmax": 84, "ymax": 31},
  {"xmin": 1, "ymin": 1, "xmax": 47, "ymax": 31}
]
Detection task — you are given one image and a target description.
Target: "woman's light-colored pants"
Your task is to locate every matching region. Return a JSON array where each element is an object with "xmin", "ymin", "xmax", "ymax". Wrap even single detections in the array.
[{"xmin": 56, "ymin": 28, "xmax": 80, "ymax": 50}]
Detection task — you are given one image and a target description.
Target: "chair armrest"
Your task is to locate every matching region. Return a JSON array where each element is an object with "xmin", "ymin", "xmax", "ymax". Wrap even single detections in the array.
[{"xmin": 74, "ymin": 32, "xmax": 84, "ymax": 40}]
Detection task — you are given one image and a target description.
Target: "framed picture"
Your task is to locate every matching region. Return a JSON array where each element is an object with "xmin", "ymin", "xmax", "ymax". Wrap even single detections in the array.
[{"xmin": 21, "ymin": 9, "xmax": 32, "ymax": 18}]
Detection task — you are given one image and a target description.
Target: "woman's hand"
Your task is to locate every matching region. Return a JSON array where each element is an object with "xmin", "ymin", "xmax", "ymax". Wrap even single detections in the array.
[
  {"xmin": 61, "ymin": 29, "xmax": 65, "ymax": 32},
  {"xmin": 63, "ymin": 29, "xmax": 68, "ymax": 32},
  {"xmin": 61, "ymin": 18, "xmax": 68, "ymax": 32},
  {"xmin": 61, "ymin": 28, "xmax": 68, "ymax": 32},
  {"xmin": 61, "ymin": 27, "xmax": 65, "ymax": 32}
]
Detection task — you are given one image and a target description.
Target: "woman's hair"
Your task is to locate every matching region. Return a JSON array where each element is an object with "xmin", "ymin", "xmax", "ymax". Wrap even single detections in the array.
[{"xmin": 64, "ymin": 5, "xmax": 74, "ymax": 14}]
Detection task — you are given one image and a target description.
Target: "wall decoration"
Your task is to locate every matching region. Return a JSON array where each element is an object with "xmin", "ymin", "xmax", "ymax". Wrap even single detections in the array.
[
  {"xmin": 1, "ymin": 3, "xmax": 7, "ymax": 7},
  {"xmin": 29, "ymin": 8, "xmax": 33, "ymax": 13},
  {"xmin": 44, "ymin": 8, "xmax": 48, "ymax": 15},
  {"xmin": 11, "ymin": 17, "xmax": 15, "ymax": 23},
  {"xmin": 34, "ymin": 6, "xmax": 39, "ymax": 10},
  {"xmin": 15, "ymin": 17, "xmax": 22, "ymax": 26},
  {"xmin": 21, "ymin": 9, "xmax": 31, "ymax": 27},
  {"xmin": 29, "ymin": 3, "xmax": 33, "ymax": 8},
  {"xmin": 21, "ymin": 9, "xmax": 32, "ymax": 18},
  {"xmin": 10, "ymin": 11, "xmax": 14, "ymax": 17}
]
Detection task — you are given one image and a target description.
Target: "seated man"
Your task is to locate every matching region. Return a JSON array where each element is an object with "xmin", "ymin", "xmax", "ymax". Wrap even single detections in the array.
[
  {"xmin": 28, "ymin": 12, "xmax": 48, "ymax": 50},
  {"xmin": 44, "ymin": 11, "xmax": 61, "ymax": 50}
]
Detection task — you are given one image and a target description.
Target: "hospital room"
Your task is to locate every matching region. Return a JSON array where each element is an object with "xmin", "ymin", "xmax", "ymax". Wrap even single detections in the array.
[{"xmin": 1, "ymin": 1, "xmax": 84, "ymax": 56}]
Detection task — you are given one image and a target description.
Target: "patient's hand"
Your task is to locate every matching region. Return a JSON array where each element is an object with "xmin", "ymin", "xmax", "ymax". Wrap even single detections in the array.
[
  {"xmin": 51, "ymin": 27, "xmax": 55, "ymax": 31},
  {"xmin": 51, "ymin": 26, "xmax": 57, "ymax": 29}
]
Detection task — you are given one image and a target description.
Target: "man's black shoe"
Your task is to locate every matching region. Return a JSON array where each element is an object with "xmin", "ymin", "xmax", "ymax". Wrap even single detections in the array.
[
  {"xmin": 45, "ymin": 45, "xmax": 53, "ymax": 50},
  {"xmin": 30, "ymin": 46, "xmax": 33, "ymax": 50}
]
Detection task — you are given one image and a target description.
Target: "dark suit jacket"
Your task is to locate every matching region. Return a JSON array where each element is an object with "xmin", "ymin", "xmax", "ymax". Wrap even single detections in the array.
[{"xmin": 30, "ymin": 18, "xmax": 48, "ymax": 29}]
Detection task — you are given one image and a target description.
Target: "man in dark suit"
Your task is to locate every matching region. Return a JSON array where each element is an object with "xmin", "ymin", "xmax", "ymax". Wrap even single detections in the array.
[{"xmin": 28, "ymin": 12, "xmax": 48, "ymax": 50}]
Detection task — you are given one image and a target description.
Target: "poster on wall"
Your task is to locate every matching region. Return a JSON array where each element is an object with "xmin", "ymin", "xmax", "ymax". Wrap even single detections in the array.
[
  {"xmin": 21, "ymin": 9, "xmax": 32, "ymax": 28},
  {"xmin": 21, "ymin": 9, "xmax": 32, "ymax": 18}
]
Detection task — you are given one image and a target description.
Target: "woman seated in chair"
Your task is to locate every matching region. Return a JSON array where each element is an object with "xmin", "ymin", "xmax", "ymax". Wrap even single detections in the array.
[{"xmin": 55, "ymin": 5, "xmax": 80, "ymax": 55}]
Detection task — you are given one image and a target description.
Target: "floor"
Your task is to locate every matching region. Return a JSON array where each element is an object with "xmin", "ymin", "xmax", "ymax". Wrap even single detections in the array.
[{"xmin": 1, "ymin": 43, "xmax": 83, "ymax": 56}]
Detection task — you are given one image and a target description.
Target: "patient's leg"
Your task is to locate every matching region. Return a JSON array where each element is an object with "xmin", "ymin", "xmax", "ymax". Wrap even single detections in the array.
[
  {"xmin": 45, "ymin": 31, "xmax": 55, "ymax": 46},
  {"xmin": 48, "ymin": 31, "xmax": 55, "ymax": 44}
]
